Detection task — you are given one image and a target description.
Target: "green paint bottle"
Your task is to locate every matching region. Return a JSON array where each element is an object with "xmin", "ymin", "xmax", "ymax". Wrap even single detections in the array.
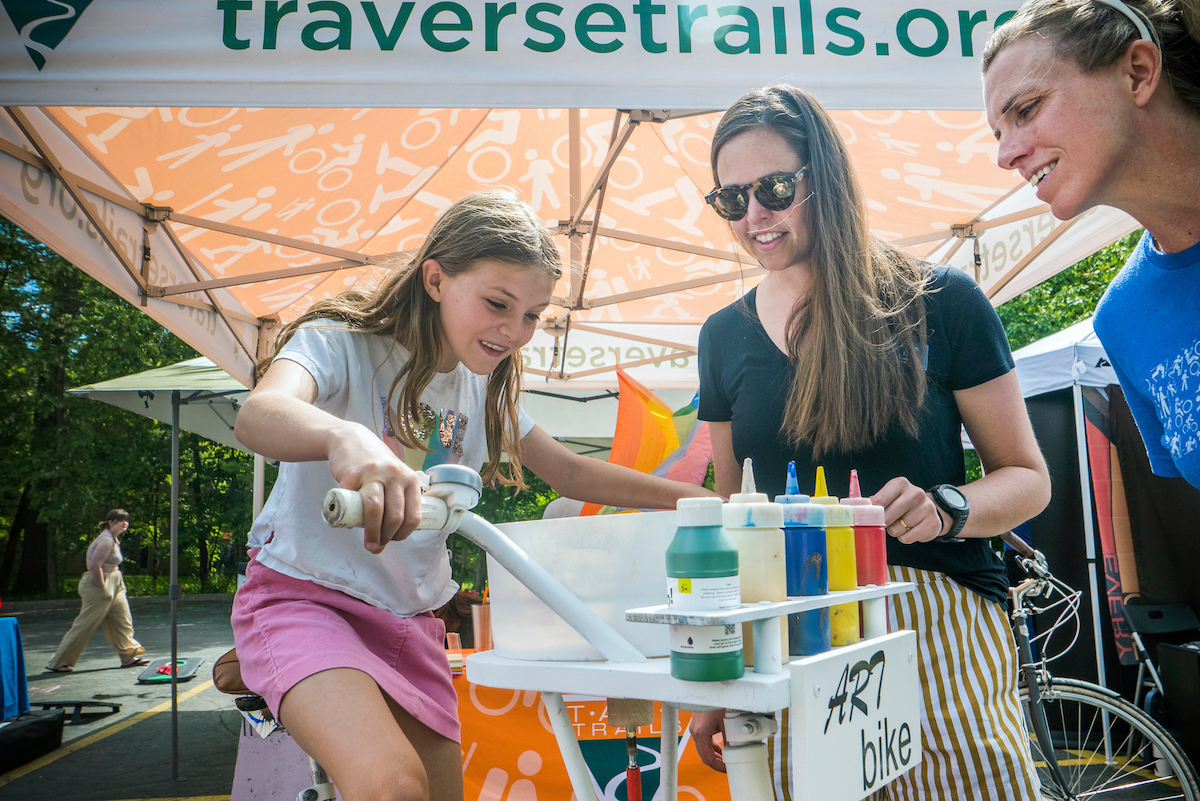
[{"xmin": 667, "ymin": 497, "xmax": 744, "ymax": 681}]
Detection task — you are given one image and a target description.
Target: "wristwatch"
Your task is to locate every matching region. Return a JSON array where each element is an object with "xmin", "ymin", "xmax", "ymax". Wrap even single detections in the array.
[{"xmin": 929, "ymin": 484, "xmax": 969, "ymax": 542}]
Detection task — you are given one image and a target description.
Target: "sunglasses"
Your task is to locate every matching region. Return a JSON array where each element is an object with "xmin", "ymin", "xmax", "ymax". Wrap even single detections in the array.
[{"xmin": 704, "ymin": 167, "xmax": 809, "ymax": 221}]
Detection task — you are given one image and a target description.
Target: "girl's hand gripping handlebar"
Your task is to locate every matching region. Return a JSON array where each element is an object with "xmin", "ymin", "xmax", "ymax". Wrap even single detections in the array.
[{"xmin": 321, "ymin": 463, "xmax": 483, "ymax": 534}]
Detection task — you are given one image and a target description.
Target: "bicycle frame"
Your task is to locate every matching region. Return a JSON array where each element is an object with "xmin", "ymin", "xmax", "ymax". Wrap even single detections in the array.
[
  {"xmin": 1005, "ymin": 531, "xmax": 1116, "ymax": 801},
  {"xmin": 1009, "ymin": 568, "xmax": 1075, "ymax": 795}
]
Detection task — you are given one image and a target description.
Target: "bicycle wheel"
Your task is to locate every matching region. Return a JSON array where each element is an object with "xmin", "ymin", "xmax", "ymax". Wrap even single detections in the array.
[{"xmin": 1020, "ymin": 677, "xmax": 1200, "ymax": 800}]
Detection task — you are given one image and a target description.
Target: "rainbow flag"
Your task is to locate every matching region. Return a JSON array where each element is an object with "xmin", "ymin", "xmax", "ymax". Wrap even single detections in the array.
[{"xmin": 581, "ymin": 370, "xmax": 711, "ymax": 515}]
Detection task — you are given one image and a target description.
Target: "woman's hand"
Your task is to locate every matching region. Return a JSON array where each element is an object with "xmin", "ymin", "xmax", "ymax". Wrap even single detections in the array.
[
  {"xmin": 326, "ymin": 421, "xmax": 425, "ymax": 553},
  {"xmin": 870, "ymin": 477, "xmax": 945, "ymax": 544},
  {"xmin": 688, "ymin": 708, "xmax": 728, "ymax": 772}
]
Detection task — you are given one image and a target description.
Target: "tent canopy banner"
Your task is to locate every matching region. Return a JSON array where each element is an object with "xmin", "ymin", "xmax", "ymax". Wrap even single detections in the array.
[
  {"xmin": 0, "ymin": 1, "xmax": 1138, "ymax": 390},
  {"xmin": 3, "ymin": 1, "xmax": 1023, "ymax": 109}
]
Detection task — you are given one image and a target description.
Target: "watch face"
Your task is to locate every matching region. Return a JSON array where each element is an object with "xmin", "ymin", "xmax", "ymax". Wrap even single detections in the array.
[{"xmin": 940, "ymin": 485, "xmax": 969, "ymax": 511}]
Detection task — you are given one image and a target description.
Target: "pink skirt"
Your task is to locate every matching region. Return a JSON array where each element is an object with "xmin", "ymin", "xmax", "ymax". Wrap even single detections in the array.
[{"xmin": 231, "ymin": 556, "xmax": 459, "ymax": 742}]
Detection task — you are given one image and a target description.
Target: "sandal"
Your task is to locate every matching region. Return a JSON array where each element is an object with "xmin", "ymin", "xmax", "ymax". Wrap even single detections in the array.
[
  {"xmin": 121, "ymin": 657, "xmax": 150, "ymax": 668},
  {"xmin": 46, "ymin": 665, "xmax": 73, "ymax": 673}
]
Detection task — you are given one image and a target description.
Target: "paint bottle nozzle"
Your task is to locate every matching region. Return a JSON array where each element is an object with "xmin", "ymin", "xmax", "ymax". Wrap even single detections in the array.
[
  {"xmin": 741, "ymin": 457, "xmax": 756, "ymax": 495},
  {"xmin": 785, "ymin": 461, "xmax": 800, "ymax": 496},
  {"xmin": 815, "ymin": 465, "xmax": 828, "ymax": 499}
]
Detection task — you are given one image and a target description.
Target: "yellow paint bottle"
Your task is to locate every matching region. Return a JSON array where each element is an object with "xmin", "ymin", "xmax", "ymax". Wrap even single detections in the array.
[{"xmin": 811, "ymin": 466, "xmax": 860, "ymax": 646}]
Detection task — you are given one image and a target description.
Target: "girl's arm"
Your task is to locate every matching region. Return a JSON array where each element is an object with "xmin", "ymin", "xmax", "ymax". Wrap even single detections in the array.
[
  {"xmin": 518, "ymin": 425, "xmax": 716, "ymax": 510},
  {"xmin": 235, "ymin": 359, "xmax": 425, "ymax": 552},
  {"xmin": 871, "ymin": 369, "xmax": 1050, "ymax": 543}
]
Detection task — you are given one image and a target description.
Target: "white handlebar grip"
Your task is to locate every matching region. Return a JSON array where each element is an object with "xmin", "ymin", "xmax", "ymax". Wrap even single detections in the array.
[
  {"xmin": 323, "ymin": 488, "xmax": 364, "ymax": 528},
  {"xmin": 322, "ymin": 488, "xmax": 451, "ymax": 530}
]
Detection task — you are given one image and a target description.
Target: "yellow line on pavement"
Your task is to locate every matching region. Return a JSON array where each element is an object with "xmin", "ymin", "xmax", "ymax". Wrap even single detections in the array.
[{"xmin": 0, "ymin": 679, "xmax": 215, "ymax": 788}]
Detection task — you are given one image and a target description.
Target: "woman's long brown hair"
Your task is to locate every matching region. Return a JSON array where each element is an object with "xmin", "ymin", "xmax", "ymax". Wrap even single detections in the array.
[
  {"xmin": 263, "ymin": 192, "xmax": 561, "ymax": 489},
  {"xmin": 710, "ymin": 85, "xmax": 930, "ymax": 456}
]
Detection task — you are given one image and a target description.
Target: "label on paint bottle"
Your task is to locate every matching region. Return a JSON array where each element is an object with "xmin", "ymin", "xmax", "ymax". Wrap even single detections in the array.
[
  {"xmin": 668, "ymin": 622, "xmax": 743, "ymax": 654},
  {"xmin": 667, "ymin": 575, "xmax": 743, "ymax": 654},
  {"xmin": 667, "ymin": 576, "xmax": 741, "ymax": 610}
]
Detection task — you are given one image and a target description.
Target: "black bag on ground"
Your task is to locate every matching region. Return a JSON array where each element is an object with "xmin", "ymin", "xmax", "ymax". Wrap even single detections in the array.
[{"xmin": 0, "ymin": 708, "xmax": 65, "ymax": 773}]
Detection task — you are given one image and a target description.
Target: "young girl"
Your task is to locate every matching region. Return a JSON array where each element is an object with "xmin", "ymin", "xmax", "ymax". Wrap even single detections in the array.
[
  {"xmin": 982, "ymin": 0, "xmax": 1200, "ymax": 489},
  {"xmin": 231, "ymin": 192, "xmax": 710, "ymax": 801},
  {"xmin": 689, "ymin": 85, "xmax": 1051, "ymax": 800}
]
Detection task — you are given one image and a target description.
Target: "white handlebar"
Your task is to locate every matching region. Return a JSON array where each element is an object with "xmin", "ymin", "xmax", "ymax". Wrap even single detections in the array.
[
  {"xmin": 322, "ymin": 488, "xmax": 449, "ymax": 530},
  {"xmin": 318, "ymin": 477, "xmax": 647, "ymax": 665}
]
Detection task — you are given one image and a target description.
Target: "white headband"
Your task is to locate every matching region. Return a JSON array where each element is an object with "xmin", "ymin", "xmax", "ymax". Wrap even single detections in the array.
[{"xmin": 1093, "ymin": 0, "xmax": 1153, "ymax": 41}]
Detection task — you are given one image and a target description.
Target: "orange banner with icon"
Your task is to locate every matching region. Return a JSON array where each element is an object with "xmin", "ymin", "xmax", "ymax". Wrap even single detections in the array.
[{"xmin": 458, "ymin": 669, "xmax": 730, "ymax": 801}]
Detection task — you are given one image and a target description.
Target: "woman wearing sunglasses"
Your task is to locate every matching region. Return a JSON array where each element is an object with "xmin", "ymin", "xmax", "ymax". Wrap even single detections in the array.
[{"xmin": 691, "ymin": 84, "xmax": 1051, "ymax": 799}]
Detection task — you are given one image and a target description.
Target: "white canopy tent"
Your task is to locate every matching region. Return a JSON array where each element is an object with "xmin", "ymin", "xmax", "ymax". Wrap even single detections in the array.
[
  {"xmin": 69, "ymin": 357, "xmax": 250, "ymax": 454},
  {"xmin": 1012, "ymin": 317, "xmax": 1116, "ymax": 398}
]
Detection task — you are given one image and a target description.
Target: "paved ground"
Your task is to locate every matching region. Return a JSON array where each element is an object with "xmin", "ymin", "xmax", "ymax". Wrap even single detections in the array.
[{"xmin": 1, "ymin": 596, "xmax": 241, "ymax": 801}]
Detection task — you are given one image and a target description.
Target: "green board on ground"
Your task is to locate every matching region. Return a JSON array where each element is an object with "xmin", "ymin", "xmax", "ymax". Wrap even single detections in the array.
[{"xmin": 137, "ymin": 657, "xmax": 205, "ymax": 684}]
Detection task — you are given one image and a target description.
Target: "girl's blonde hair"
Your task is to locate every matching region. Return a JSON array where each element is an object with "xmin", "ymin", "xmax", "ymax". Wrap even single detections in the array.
[
  {"xmin": 267, "ymin": 192, "xmax": 561, "ymax": 489},
  {"xmin": 101, "ymin": 509, "xmax": 130, "ymax": 530},
  {"xmin": 710, "ymin": 84, "xmax": 929, "ymax": 457},
  {"xmin": 982, "ymin": 0, "xmax": 1200, "ymax": 117}
]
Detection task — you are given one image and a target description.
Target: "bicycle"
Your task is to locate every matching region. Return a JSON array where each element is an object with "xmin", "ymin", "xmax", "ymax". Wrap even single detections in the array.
[{"xmin": 1003, "ymin": 530, "xmax": 1200, "ymax": 800}]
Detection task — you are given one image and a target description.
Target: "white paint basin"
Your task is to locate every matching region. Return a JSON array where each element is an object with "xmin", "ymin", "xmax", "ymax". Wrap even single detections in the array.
[{"xmin": 488, "ymin": 511, "xmax": 676, "ymax": 661}]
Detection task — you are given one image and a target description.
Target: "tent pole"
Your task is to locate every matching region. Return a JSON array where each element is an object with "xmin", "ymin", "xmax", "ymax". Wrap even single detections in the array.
[
  {"xmin": 170, "ymin": 391, "xmax": 180, "ymax": 781},
  {"xmin": 1073, "ymin": 383, "xmax": 1109, "ymax": 690},
  {"xmin": 253, "ymin": 454, "xmax": 265, "ymax": 518}
]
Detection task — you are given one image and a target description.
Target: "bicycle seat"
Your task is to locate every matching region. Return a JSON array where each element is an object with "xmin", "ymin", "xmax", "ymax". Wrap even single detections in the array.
[{"xmin": 212, "ymin": 647, "xmax": 252, "ymax": 696}]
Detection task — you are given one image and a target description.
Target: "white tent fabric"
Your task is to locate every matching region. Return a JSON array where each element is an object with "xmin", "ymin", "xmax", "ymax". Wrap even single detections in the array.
[
  {"xmin": 1011, "ymin": 317, "xmax": 1117, "ymax": 399},
  {"xmin": 71, "ymin": 355, "xmax": 695, "ymax": 456},
  {"xmin": 0, "ymin": 1, "xmax": 1063, "ymax": 110},
  {"xmin": 0, "ymin": 0, "xmax": 1139, "ymax": 391},
  {"xmin": 68, "ymin": 357, "xmax": 251, "ymax": 453}
]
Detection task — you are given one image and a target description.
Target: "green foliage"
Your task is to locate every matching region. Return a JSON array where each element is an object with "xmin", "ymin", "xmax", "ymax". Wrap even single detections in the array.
[
  {"xmin": 997, "ymin": 231, "xmax": 1141, "ymax": 352},
  {"xmin": 0, "ymin": 215, "xmax": 274, "ymax": 599},
  {"xmin": 962, "ymin": 232, "xmax": 1142, "ymax": 484}
]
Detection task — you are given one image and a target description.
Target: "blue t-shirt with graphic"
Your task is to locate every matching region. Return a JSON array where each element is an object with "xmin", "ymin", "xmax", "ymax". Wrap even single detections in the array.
[{"xmin": 1094, "ymin": 231, "xmax": 1200, "ymax": 488}]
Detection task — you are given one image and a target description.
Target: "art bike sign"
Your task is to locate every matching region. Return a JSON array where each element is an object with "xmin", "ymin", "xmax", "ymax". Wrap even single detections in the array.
[
  {"xmin": 0, "ymin": 0, "xmax": 1018, "ymax": 109},
  {"xmin": 787, "ymin": 629, "xmax": 921, "ymax": 801}
]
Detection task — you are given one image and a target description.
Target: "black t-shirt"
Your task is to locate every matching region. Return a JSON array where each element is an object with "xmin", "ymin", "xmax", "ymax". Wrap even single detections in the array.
[{"xmin": 698, "ymin": 266, "xmax": 1015, "ymax": 604}]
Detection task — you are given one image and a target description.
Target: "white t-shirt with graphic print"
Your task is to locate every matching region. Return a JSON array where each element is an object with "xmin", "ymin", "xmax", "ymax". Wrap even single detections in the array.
[{"xmin": 250, "ymin": 322, "xmax": 535, "ymax": 617}]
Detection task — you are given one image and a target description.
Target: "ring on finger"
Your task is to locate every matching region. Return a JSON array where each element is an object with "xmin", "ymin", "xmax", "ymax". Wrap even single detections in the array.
[{"xmin": 899, "ymin": 518, "xmax": 911, "ymax": 531}]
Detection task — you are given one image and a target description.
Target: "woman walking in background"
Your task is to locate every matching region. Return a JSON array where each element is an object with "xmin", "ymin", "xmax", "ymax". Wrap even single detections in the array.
[{"xmin": 46, "ymin": 509, "xmax": 149, "ymax": 672}]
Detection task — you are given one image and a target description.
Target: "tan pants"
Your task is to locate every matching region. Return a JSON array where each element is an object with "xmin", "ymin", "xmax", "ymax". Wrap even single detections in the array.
[{"xmin": 47, "ymin": 570, "xmax": 144, "ymax": 668}]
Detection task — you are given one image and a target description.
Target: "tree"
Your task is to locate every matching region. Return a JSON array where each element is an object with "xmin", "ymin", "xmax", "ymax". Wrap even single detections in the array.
[
  {"xmin": 0, "ymin": 214, "xmax": 262, "ymax": 598},
  {"xmin": 997, "ymin": 231, "xmax": 1140, "ymax": 351},
  {"xmin": 961, "ymin": 230, "xmax": 1143, "ymax": 483}
]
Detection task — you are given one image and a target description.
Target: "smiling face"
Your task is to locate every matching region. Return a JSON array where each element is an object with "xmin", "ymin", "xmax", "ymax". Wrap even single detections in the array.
[
  {"xmin": 424, "ymin": 258, "xmax": 554, "ymax": 375},
  {"xmin": 715, "ymin": 127, "xmax": 812, "ymax": 274},
  {"xmin": 984, "ymin": 35, "xmax": 1135, "ymax": 220}
]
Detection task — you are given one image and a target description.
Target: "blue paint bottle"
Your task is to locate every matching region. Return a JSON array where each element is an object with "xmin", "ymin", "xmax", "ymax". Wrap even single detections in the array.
[{"xmin": 776, "ymin": 462, "xmax": 830, "ymax": 655}]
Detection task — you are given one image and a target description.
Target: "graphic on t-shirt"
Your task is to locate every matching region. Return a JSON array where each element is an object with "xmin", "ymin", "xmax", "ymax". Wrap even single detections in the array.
[
  {"xmin": 380, "ymin": 396, "xmax": 468, "ymax": 470},
  {"xmin": 1146, "ymin": 339, "xmax": 1200, "ymax": 459}
]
